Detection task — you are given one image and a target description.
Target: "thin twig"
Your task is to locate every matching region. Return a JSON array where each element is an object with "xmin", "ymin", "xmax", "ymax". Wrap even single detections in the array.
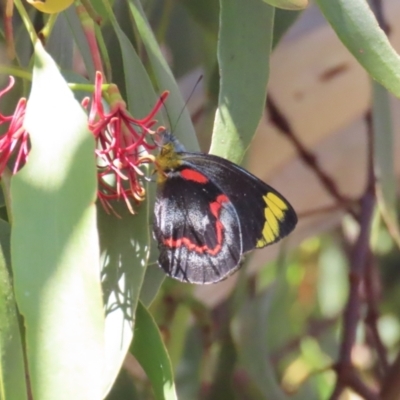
[
  {"xmin": 365, "ymin": 4, "xmax": 400, "ymax": 397},
  {"xmin": 364, "ymin": 254, "xmax": 389, "ymax": 378},
  {"xmin": 329, "ymin": 112, "xmax": 376, "ymax": 399},
  {"xmin": 381, "ymin": 353, "xmax": 400, "ymax": 400},
  {"xmin": 346, "ymin": 371, "xmax": 380, "ymax": 400},
  {"xmin": 266, "ymin": 95, "xmax": 358, "ymax": 219},
  {"xmin": 298, "ymin": 202, "xmax": 356, "ymax": 219},
  {"xmin": 329, "ymin": 191, "xmax": 376, "ymax": 400}
]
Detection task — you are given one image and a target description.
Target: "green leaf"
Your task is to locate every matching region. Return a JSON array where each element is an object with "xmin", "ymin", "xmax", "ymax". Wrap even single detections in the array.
[
  {"xmin": 64, "ymin": 7, "xmax": 96, "ymax": 81},
  {"xmin": 11, "ymin": 42, "xmax": 104, "ymax": 400},
  {"xmin": 105, "ymin": 368, "xmax": 140, "ymax": 400},
  {"xmin": 112, "ymin": 24, "xmax": 159, "ymax": 119},
  {"xmin": 0, "ymin": 220, "xmax": 28, "ymax": 400},
  {"xmin": 317, "ymin": 240, "xmax": 349, "ymax": 318},
  {"xmin": 234, "ymin": 288, "xmax": 290, "ymax": 400},
  {"xmin": 140, "ymin": 263, "xmax": 166, "ymax": 307},
  {"xmin": 371, "ymin": 83, "xmax": 400, "ymax": 246},
  {"xmin": 179, "ymin": 0, "xmax": 219, "ymax": 34},
  {"xmin": 272, "ymin": 8, "xmax": 302, "ymax": 48},
  {"xmin": 315, "ymin": 0, "xmax": 400, "ymax": 98},
  {"xmin": 132, "ymin": 302, "xmax": 177, "ymax": 400},
  {"xmin": 98, "ymin": 202, "xmax": 150, "ymax": 396},
  {"xmin": 87, "ymin": 0, "xmax": 112, "ymax": 23},
  {"xmin": 47, "ymin": 13, "xmax": 74, "ymax": 70},
  {"xmin": 209, "ymin": 0, "xmax": 274, "ymax": 163},
  {"xmin": 92, "ymin": 3, "xmax": 167, "ymax": 392},
  {"xmin": 372, "ymin": 83, "xmax": 395, "ymax": 207},
  {"xmin": 207, "ymin": 330, "xmax": 237, "ymax": 400},
  {"xmin": 175, "ymin": 327, "xmax": 203, "ymax": 399},
  {"xmin": 98, "ymin": 0, "xmax": 161, "ymax": 119},
  {"xmin": 128, "ymin": 0, "xmax": 199, "ymax": 151},
  {"xmin": 262, "ymin": 0, "xmax": 308, "ymax": 11}
]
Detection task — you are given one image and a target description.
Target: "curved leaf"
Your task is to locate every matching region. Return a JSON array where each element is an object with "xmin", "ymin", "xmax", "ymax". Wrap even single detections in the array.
[
  {"xmin": 91, "ymin": 1, "xmax": 163, "ymax": 393},
  {"xmin": 98, "ymin": 0, "xmax": 161, "ymax": 119},
  {"xmin": 0, "ymin": 220, "xmax": 27, "ymax": 400},
  {"xmin": 209, "ymin": 0, "xmax": 274, "ymax": 163},
  {"xmin": 272, "ymin": 8, "xmax": 302, "ymax": 48},
  {"xmin": 132, "ymin": 302, "xmax": 177, "ymax": 400},
  {"xmin": 234, "ymin": 287, "xmax": 290, "ymax": 399},
  {"xmin": 262, "ymin": 0, "xmax": 308, "ymax": 11},
  {"xmin": 140, "ymin": 263, "xmax": 166, "ymax": 307},
  {"xmin": 315, "ymin": 0, "xmax": 400, "ymax": 98},
  {"xmin": 128, "ymin": 0, "xmax": 199, "ymax": 151},
  {"xmin": 93, "ymin": 4, "xmax": 166, "ymax": 394},
  {"xmin": 64, "ymin": 7, "xmax": 96, "ymax": 81},
  {"xmin": 11, "ymin": 42, "xmax": 104, "ymax": 400},
  {"xmin": 99, "ymin": 202, "xmax": 150, "ymax": 396},
  {"xmin": 371, "ymin": 82, "xmax": 400, "ymax": 247},
  {"xmin": 46, "ymin": 13, "xmax": 74, "ymax": 70}
]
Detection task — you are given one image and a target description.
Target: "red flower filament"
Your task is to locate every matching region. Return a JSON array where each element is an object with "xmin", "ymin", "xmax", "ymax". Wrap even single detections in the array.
[
  {"xmin": 87, "ymin": 72, "xmax": 167, "ymax": 214},
  {"xmin": 0, "ymin": 73, "xmax": 166, "ymax": 215},
  {"xmin": 0, "ymin": 76, "xmax": 29, "ymax": 176}
]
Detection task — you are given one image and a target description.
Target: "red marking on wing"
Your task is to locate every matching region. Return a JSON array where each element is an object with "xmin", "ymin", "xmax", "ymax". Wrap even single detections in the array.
[
  {"xmin": 163, "ymin": 194, "xmax": 229, "ymax": 256},
  {"xmin": 180, "ymin": 168, "xmax": 209, "ymax": 183}
]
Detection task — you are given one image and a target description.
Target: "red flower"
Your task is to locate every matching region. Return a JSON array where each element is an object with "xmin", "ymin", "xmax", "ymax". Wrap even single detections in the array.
[
  {"xmin": 86, "ymin": 72, "xmax": 167, "ymax": 214},
  {"xmin": 0, "ymin": 77, "xmax": 29, "ymax": 176},
  {"xmin": 0, "ymin": 73, "xmax": 165, "ymax": 215}
]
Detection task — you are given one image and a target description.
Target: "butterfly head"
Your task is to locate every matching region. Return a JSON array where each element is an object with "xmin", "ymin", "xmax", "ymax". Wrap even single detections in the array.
[
  {"xmin": 154, "ymin": 128, "xmax": 186, "ymax": 152},
  {"xmin": 154, "ymin": 128, "xmax": 185, "ymax": 183}
]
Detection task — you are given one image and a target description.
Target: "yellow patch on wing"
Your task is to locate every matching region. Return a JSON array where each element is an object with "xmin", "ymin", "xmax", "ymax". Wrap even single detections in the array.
[
  {"xmin": 256, "ymin": 192, "xmax": 289, "ymax": 248},
  {"xmin": 266, "ymin": 192, "xmax": 288, "ymax": 212},
  {"xmin": 265, "ymin": 208, "xmax": 279, "ymax": 236}
]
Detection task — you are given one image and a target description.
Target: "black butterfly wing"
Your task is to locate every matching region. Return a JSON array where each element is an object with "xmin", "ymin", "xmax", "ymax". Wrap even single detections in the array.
[
  {"xmin": 153, "ymin": 176, "xmax": 243, "ymax": 284},
  {"xmin": 179, "ymin": 152, "xmax": 298, "ymax": 253}
]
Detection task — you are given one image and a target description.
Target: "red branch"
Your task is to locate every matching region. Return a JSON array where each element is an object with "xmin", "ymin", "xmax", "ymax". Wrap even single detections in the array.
[
  {"xmin": 364, "ymin": 256, "xmax": 389, "ymax": 378},
  {"xmin": 267, "ymin": 96, "xmax": 385, "ymax": 397},
  {"xmin": 329, "ymin": 111, "xmax": 377, "ymax": 399}
]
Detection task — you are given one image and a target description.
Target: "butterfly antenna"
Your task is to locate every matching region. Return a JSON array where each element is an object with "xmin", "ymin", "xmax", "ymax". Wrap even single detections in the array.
[{"xmin": 170, "ymin": 74, "xmax": 203, "ymax": 133}]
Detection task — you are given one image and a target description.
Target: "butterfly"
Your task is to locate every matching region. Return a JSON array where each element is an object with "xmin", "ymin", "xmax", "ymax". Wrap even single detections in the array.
[{"xmin": 153, "ymin": 130, "xmax": 297, "ymax": 284}]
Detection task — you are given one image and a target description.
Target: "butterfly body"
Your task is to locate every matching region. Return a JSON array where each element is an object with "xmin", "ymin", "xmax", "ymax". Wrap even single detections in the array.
[{"xmin": 153, "ymin": 131, "xmax": 297, "ymax": 284}]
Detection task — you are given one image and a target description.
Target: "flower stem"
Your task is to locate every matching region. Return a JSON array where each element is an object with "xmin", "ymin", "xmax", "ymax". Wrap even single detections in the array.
[{"xmin": 13, "ymin": 0, "xmax": 39, "ymax": 45}]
